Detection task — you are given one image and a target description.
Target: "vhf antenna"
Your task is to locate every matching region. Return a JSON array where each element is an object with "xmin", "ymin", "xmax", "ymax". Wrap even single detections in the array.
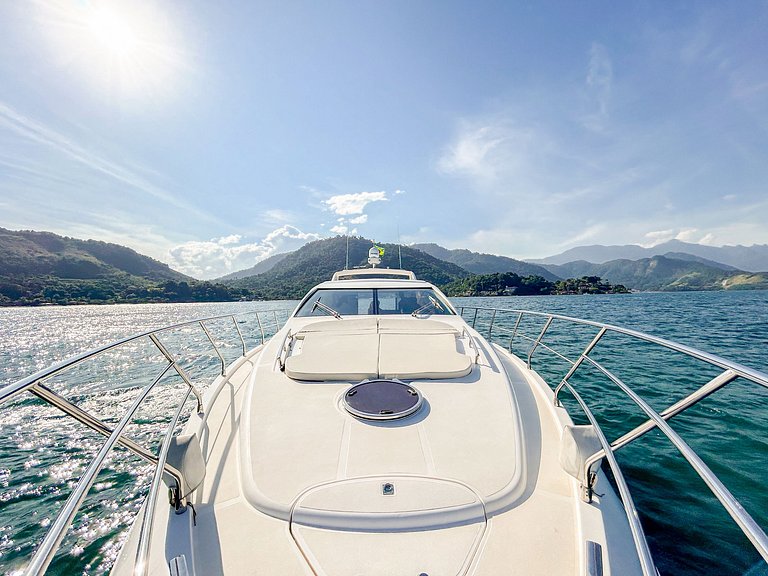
[{"xmin": 397, "ymin": 223, "xmax": 402, "ymax": 268}]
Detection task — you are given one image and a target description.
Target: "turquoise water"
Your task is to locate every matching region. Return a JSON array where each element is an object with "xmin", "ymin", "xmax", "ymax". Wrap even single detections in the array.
[{"xmin": 0, "ymin": 292, "xmax": 767, "ymax": 574}]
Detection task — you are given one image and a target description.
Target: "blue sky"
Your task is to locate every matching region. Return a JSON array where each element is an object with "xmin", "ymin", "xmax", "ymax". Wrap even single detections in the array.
[{"xmin": 1, "ymin": 1, "xmax": 767, "ymax": 279}]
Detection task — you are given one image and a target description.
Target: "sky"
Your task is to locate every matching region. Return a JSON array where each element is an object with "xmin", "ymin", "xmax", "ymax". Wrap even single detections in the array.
[{"xmin": 1, "ymin": 1, "xmax": 767, "ymax": 279}]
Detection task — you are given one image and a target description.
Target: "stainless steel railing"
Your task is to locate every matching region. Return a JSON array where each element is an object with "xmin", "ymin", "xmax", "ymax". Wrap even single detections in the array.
[
  {"xmin": 0, "ymin": 308, "xmax": 288, "ymax": 576},
  {"xmin": 459, "ymin": 306, "xmax": 768, "ymax": 573}
]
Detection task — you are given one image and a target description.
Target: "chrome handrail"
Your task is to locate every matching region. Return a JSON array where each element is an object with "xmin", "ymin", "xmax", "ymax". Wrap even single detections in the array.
[
  {"xmin": 460, "ymin": 305, "xmax": 768, "ymax": 568},
  {"xmin": 0, "ymin": 308, "xmax": 287, "ymax": 575}
]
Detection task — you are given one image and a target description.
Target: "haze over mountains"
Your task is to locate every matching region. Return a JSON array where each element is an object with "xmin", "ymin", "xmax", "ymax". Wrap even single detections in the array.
[
  {"xmin": 1, "ymin": 227, "xmax": 767, "ymax": 305},
  {"xmin": 215, "ymin": 237, "xmax": 768, "ymax": 294},
  {"xmin": 412, "ymin": 243, "xmax": 559, "ymax": 281},
  {"xmin": 528, "ymin": 240, "xmax": 768, "ymax": 272}
]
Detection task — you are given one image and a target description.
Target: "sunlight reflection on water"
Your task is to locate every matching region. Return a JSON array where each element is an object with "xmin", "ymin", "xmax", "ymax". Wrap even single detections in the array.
[{"xmin": 0, "ymin": 293, "xmax": 766, "ymax": 575}]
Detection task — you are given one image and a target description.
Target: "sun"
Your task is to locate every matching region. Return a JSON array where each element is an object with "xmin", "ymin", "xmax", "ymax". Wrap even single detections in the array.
[
  {"xmin": 86, "ymin": 6, "xmax": 141, "ymax": 58},
  {"xmin": 38, "ymin": 0, "xmax": 185, "ymax": 102}
]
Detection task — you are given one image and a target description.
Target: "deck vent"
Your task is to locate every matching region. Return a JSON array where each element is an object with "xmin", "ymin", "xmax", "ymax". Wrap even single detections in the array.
[{"xmin": 343, "ymin": 379, "xmax": 423, "ymax": 420}]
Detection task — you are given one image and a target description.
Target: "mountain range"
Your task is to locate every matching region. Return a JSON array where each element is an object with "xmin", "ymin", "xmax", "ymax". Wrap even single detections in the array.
[
  {"xmin": 543, "ymin": 255, "xmax": 768, "ymax": 292},
  {"xmin": 1, "ymin": 227, "xmax": 767, "ymax": 305},
  {"xmin": 411, "ymin": 243, "xmax": 559, "ymax": 280},
  {"xmin": 528, "ymin": 239, "xmax": 768, "ymax": 272}
]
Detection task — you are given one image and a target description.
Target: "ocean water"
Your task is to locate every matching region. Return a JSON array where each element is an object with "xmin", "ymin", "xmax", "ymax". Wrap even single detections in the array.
[{"xmin": 0, "ymin": 292, "xmax": 767, "ymax": 575}]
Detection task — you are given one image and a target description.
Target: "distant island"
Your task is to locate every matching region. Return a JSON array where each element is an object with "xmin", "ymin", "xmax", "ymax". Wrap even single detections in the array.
[
  {"xmin": 441, "ymin": 273, "xmax": 629, "ymax": 297},
  {"xmin": 0, "ymin": 229, "xmax": 765, "ymax": 306}
]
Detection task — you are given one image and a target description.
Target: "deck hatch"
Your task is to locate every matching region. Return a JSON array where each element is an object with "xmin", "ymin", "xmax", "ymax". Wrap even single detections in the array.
[{"xmin": 343, "ymin": 379, "xmax": 423, "ymax": 420}]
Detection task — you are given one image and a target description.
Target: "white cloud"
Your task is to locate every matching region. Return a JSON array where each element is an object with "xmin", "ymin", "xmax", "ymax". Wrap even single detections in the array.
[
  {"xmin": 644, "ymin": 228, "xmax": 719, "ymax": 247},
  {"xmin": 323, "ymin": 191, "xmax": 388, "ymax": 215},
  {"xmin": 168, "ymin": 225, "xmax": 321, "ymax": 279},
  {"xmin": 215, "ymin": 234, "xmax": 242, "ymax": 245},
  {"xmin": 263, "ymin": 224, "xmax": 319, "ymax": 244},
  {"xmin": 348, "ymin": 214, "xmax": 368, "ymax": 224},
  {"xmin": 643, "ymin": 229, "xmax": 678, "ymax": 246},
  {"xmin": 329, "ymin": 225, "xmax": 358, "ymax": 235},
  {"xmin": 674, "ymin": 228, "xmax": 701, "ymax": 242},
  {"xmin": 583, "ymin": 43, "xmax": 613, "ymax": 131}
]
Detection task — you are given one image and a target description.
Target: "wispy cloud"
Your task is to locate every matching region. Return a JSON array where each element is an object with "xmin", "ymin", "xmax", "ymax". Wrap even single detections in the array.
[
  {"xmin": 0, "ymin": 101, "xmax": 214, "ymax": 221},
  {"xmin": 167, "ymin": 225, "xmax": 321, "ymax": 279},
  {"xmin": 583, "ymin": 43, "xmax": 613, "ymax": 131},
  {"xmin": 435, "ymin": 119, "xmax": 544, "ymax": 186}
]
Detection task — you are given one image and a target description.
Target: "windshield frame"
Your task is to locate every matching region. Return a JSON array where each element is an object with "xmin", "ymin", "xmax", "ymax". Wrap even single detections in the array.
[{"xmin": 293, "ymin": 287, "xmax": 455, "ymax": 318}]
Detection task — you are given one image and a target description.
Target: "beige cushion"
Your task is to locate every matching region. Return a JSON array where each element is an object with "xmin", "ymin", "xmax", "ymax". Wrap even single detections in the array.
[
  {"xmin": 377, "ymin": 318, "xmax": 458, "ymax": 334},
  {"xmin": 378, "ymin": 333, "xmax": 472, "ymax": 380},
  {"xmin": 285, "ymin": 333, "xmax": 379, "ymax": 381},
  {"xmin": 296, "ymin": 318, "xmax": 378, "ymax": 334}
]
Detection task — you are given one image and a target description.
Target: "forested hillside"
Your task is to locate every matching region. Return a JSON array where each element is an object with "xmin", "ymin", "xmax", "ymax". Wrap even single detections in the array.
[
  {"xmin": 543, "ymin": 255, "xmax": 768, "ymax": 291},
  {"xmin": 226, "ymin": 236, "xmax": 470, "ymax": 299},
  {"xmin": 0, "ymin": 228, "xmax": 249, "ymax": 305}
]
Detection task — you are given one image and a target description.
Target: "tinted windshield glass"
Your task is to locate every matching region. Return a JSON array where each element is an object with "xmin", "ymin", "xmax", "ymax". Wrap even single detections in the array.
[
  {"xmin": 375, "ymin": 289, "xmax": 453, "ymax": 315},
  {"xmin": 294, "ymin": 289, "xmax": 375, "ymax": 317},
  {"xmin": 294, "ymin": 288, "xmax": 453, "ymax": 317}
]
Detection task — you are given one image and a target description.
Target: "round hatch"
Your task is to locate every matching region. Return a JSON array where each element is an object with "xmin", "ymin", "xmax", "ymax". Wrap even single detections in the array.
[{"xmin": 343, "ymin": 379, "xmax": 423, "ymax": 420}]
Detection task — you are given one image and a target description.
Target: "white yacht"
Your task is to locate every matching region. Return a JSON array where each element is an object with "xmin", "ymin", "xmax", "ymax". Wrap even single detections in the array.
[{"xmin": 3, "ymin": 251, "xmax": 767, "ymax": 575}]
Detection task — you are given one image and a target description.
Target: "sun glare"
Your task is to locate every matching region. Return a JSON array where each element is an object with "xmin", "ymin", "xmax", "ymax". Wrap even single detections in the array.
[
  {"xmin": 86, "ymin": 7, "xmax": 140, "ymax": 57},
  {"xmin": 39, "ymin": 0, "xmax": 185, "ymax": 102}
]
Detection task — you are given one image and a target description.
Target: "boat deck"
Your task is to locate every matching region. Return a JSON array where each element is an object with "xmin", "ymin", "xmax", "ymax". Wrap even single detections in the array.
[{"xmin": 113, "ymin": 323, "xmax": 640, "ymax": 575}]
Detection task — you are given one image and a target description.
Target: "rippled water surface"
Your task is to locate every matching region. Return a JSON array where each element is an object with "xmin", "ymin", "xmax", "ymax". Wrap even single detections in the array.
[{"xmin": 1, "ymin": 293, "xmax": 767, "ymax": 575}]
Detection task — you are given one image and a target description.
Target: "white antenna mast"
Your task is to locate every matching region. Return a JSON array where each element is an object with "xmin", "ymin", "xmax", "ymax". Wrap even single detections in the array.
[
  {"xmin": 345, "ymin": 235, "xmax": 349, "ymax": 269},
  {"xmin": 397, "ymin": 223, "xmax": 402, "ymax": 269}
]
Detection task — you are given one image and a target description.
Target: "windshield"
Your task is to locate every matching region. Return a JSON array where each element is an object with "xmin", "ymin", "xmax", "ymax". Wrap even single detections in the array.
[{"xmin": 294, "ymin": 288, "xmax": 454, "ymax": 317}]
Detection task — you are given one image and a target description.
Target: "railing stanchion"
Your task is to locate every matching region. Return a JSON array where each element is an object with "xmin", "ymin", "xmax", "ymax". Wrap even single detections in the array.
[
  {"xmin": 232, "ymin": 315, "xmax": 247, "ymax": 357},
  {"xmin": 510, "ymin": 311, "xmax": 523, "ymax": 352},
  {"xmin": 487, "ymin": 309, "xmax": 497, "ymax": 340},
  {"xmin": 554, "ymin": 327, "xmax": 607, "ymax": 406},
  {"xmin": 527, "ymin": 316, "xmax": 553, "ymax": 368},
  {"xmin": 149, "ymin": 334, "xmax": 204, "ymax": 414},
  {"xmin": 472, "ymin": 308, "xmax": 479, "ymax": 329},
  {"xmin": 255, "ymin": 312, "xmax": 266, "ymax": 345},
  {"xmin": 200, "ymin": 321, "xmax": 226, "ymax": 376}
]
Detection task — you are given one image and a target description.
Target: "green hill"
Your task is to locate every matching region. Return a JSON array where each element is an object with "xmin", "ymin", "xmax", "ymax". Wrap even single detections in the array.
[
  {"xmin": 214, "ymin": 252, "xmax": 289, "ymax": 282},
  {"xmin": 0, "ymin": 228, "xmax": 250, "ymax": 306},
  {"xmin": 227, "ymin": 236, "xmax": 470, "ymax": 299},
  {"xmin": 544, "ymin": 255, "xmax": 768, "ymax": 291},
  {"xmin": 0, "ymin": 227, "xmax": 190, "ymax": 281},
  {"xmin": 412, "ymin": 243, "xmax": 560, "ymax": 281}
]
